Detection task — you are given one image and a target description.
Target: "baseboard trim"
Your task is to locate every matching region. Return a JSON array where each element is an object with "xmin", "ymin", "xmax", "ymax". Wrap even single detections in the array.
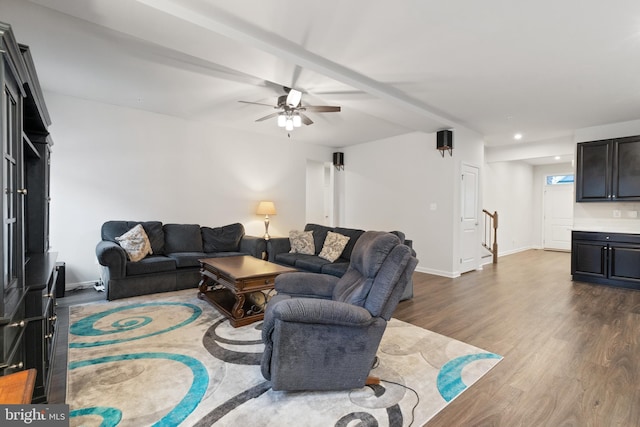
[{"xmin": 415, "ymin": 266, "xmax": 458, "ymax": 278}]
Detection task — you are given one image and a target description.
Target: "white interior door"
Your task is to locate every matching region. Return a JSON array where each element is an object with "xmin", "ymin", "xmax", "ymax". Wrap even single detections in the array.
[
  {"xmin": 305, "ymin": 160, "xmax": 334, "ymax": 226},
  {"xmin": 460, "ymin": 164, "xmax": 480, "ymax": 273},
  {"xmin": 543, "ymin": 183, "xmax": 574, "ymax": 251}
]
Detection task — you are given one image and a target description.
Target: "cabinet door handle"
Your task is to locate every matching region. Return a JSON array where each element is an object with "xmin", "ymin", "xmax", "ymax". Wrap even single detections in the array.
[
  {"xmin": 8, "ymin": 362, "xmax": 23, "ymax": 369},
  {"xmin": 17, "ymin": 188, "xmax": 27, "ymax": 195},
  {"xmin": 8, "ymin": 320, "xmax": 25, "ymax": 328}
]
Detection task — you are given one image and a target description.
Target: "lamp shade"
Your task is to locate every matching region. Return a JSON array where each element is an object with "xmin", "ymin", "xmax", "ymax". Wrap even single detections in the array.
[{"xmin": 256, "ymin": 201, "xmax": 277, "ymax": 215}]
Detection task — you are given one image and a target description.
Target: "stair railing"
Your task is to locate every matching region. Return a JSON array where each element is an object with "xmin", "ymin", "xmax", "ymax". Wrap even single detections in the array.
[{"xmin": 482, "ymin": 210, "xmax": 498, "ymax": 264}]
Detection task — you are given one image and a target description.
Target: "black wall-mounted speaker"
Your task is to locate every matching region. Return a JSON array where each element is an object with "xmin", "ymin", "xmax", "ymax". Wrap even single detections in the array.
[
  {"xmin": 437, "ymin": 130, "xmax": 453, "ymax": 149},
  {"xmin": 436, "ymin": 130, "xmax": 453, "ymax": 157},
  {"xmin": 333, "ymin": 152, "xmax": 344, "ymax": 169}
]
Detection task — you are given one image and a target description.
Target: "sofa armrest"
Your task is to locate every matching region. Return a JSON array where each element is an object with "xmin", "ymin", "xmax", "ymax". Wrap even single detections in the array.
[
  {"xmin": 266, "ymin": 237, "xmax": 290, "ymax": 262},
  {"xmin": 275, "ymin": 272, "xmax": 339, "ymax": 298},
  {"xmin": 96, "ymin": 240, "xmax": 127, "ymax": 279},
  {"xmin": 239, "ymin": 235, "xmax": 266, "ymax": 259}
]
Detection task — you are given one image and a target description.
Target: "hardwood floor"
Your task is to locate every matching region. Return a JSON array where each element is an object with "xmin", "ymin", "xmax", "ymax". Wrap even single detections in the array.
[
  {"xmin": 49, "ymin": 250, "xmax": 640, "ymax": 426},
  {"xmin": 393, "ymin": 249, "xmax": 640, "ymax": 426}
]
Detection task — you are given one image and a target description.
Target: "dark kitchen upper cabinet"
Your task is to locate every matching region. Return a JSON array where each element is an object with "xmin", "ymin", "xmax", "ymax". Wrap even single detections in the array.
[{"xmin": 576, "ymin": 136, "xmax": 640, "ymax": 202}]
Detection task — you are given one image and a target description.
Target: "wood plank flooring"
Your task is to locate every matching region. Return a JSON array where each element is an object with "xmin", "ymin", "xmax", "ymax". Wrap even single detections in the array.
[
  {"xmin": 49, "ymin": 250, "xmax": 640, "ymax": 426},
  {"xmin": 393, "ymin": 249, "xmax": 640, "ymax": 426}
]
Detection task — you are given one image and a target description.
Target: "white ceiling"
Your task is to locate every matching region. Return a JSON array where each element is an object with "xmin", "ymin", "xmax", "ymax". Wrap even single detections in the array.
[{"xmin": 4, "ymin": 0, "xmax": 640, "ymax": 149}]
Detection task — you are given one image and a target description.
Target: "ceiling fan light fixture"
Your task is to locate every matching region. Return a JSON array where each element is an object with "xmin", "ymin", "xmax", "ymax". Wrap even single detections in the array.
[
  {"xmin": 293, "ymin": 114, "xmax": 302, "ymax": 127},
  {"xmin": 277, "ymin": 114, "xmax": 286, "ymax": 127},
  {"xmin": 285, "ymin": 118, "xmax": 294, "ymax": 131},
  {"xmin": 286, "ymin": 89, "xmax": 302, "ymax": 107}
]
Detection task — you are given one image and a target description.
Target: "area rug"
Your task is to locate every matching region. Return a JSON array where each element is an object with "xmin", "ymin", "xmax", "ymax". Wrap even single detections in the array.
[{"xmin": 66, "ymin": 289, "xmax": 502, "ymax": 426}]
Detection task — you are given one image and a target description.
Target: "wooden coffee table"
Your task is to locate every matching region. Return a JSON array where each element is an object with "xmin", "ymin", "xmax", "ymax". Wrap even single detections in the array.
[{"xmin": 198, "ymin": 255, "xmax": 296, "ymax": 327}]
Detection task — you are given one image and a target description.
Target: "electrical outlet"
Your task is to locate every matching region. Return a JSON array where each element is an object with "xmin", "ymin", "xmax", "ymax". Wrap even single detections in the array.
[
  {"xmin": 628, "ymin": 211, "xmax": 638, "ymax": 218},
  {"xmin": 613, "ymin": 210, "xmax": 622, "ymax": 218}
]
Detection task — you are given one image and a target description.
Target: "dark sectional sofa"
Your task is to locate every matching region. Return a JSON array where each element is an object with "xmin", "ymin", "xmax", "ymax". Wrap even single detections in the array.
[
  {"xmin": 267, "ymin": 223, "xmax": 415, "ymax": 300},
  {"xmin": 96, "ymin": 221, "xmax": 265, "ymax": 300}
]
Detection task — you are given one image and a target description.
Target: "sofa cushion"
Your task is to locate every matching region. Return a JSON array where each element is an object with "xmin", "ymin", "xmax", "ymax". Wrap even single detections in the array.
[
  {"xmin": 116, "ymin": 224, "xmax": 152, "ymax": 262},
  {"xmin": 126, "ymin": 255, "xmax": 176, "ymax": 276},
  {"xmin": 138, "ymin": 221, "xmax": 165, "ymax": 254},
  {"xmin": 102, "ymin": 221, "xmax": 165, "ymax": 254},
  {"xmin": 292, "ymin": 255, "xmax": 331, "ymax": 273},
  {"xmin": 166, "ymin": 252, "xmax": 207, "ymax": 268},
  {"xmin": 318, "ymin": 231, "xmax": 350, "ymax": 262},
  {"xmin": 274, "ymin": 252, "xmax": 301, "ymax": 267},
  {"xmin": 334, "ymin": 227, "xmax": 365, "ymax": 260},
  {"xmin": 102, "ymin": 221, "xmax": 131, "ymax": 243},
  {"xmin": 202, "ymin": 223, "xmax": 245, "ymax": 252},
  {"xmin": 320, "ymin": 260, "xmax": 350, "ymax": 277},
  {"xmin": 288, "ymin": 230, "xmax": 314, "ymax": 255},
  {"xmin": 304, "ymin": 223, "xmax": 332, "ymax": 254},
  {"xmin": 164, "ymin": 224, "xmax": 203, "ymax": 253}
]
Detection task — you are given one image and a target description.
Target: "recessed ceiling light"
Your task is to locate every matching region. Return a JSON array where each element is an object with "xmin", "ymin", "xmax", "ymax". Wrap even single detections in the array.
[
  {"xmin": 554, "ymin": 156, "xmax": 561, "ymax": 160},
  {"xmin": 514, "ymin": 133, "xmax": 523, "ymax": 140}
]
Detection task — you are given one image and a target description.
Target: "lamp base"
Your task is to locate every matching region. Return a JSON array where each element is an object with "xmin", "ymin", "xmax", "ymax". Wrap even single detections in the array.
[{"xmin": 263, "ymin": 216, "xmax": 271, "ymax": 241}]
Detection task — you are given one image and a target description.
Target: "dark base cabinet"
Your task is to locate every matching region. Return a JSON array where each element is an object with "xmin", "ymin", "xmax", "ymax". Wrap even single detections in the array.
[
  {"xmin": 572, "ymin": 231, "xmax": 640, "ymax": 289},
  {"xmin": 24, "ymin": 253, "xmax": 58, "ymax": 403}
]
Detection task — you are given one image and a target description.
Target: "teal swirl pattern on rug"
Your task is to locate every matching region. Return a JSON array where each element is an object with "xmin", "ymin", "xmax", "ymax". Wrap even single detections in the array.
[
  {"xmin": 437, "ymin": 353, "xmax": 502, "ymax": 402},
  {"xmin": 69, "ymin": 352, "xmax": 209, "ymax": 426},
  {"xmin": 69, "ymin": 302, "xmax": 201, "ymax": 348}
]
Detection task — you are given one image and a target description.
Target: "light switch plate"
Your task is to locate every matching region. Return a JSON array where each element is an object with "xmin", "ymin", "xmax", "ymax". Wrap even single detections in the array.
[{"xmin": 613, "ymin": 210, "xmax": 622, "ymax": 218}]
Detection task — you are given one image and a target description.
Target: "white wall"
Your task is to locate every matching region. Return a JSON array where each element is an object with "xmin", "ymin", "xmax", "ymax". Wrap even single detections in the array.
[
  {"xmin": 340, "ymin": 128, "xmax": 484, "ymax": 277},
  {"xmin": 573, "ymin": 119, "xmax": 640, "ymax": 232},
  {"xmin": 46, "ymin": 92, "xmax": 333, "ymax": 287},
  {"xmin": 482, "ymin": 161, "xmax": 535, "ymax": 256}
]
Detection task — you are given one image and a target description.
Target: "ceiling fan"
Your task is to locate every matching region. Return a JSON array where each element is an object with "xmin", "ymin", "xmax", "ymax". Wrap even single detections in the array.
[{"xmin": 239, "ymin": 87, "xmax": 341, "ymax": 131}]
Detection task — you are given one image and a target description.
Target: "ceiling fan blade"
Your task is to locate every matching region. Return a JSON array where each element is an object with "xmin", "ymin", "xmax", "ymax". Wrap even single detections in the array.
[
  {"xmin": 303, "ymin": 105, "xmax": 341, "ymax": 113},
  {"xmin": 238, "ymin": 100, "xmax": 276, "ymax": 108},
  {"xmin": 255, "ymin": 112, "xmax": 281, "ymax": 122},
  {"xmin": 300, "ymin": 113, "xmax": 314, "ymax": 126}
]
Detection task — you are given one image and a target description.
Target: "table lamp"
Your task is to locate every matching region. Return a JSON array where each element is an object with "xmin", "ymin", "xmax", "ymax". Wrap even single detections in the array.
[{"xmin": 256, "ymin": 201, "xmax": 276, "ymax": 240}]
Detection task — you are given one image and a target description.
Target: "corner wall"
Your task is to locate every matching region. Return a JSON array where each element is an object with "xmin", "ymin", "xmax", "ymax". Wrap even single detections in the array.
[{"xmin": 341, "ymin": 128, "xmax": 483, "ymax": 277}]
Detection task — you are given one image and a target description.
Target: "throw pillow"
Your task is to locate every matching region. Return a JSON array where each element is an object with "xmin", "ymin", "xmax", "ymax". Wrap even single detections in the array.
[
  {"xmin": 116, "ymin": 224, "xmax": 152, "ymax": 262},
  {"xmin": 318, "ymin": 231, "xmax": 350, "ymax": 262},
  {"xmin": 289, "ymin": 230, "xmax": 315, "ymax": 255}
]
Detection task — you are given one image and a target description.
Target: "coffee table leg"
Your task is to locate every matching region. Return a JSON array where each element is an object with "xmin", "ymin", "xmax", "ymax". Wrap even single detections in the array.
[
  {"xmin": 232, "ymin": 293, "xmax": 246, "ymax": 320},
  {"xmin": 198, "ymin": 274, "xmax": 212, "ymax": 299}
]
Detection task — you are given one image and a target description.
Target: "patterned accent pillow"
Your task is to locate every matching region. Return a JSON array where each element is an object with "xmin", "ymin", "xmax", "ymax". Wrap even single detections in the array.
[
  {"xmin": 116, "ymin": 224, "xmax": 153, "ymax": 262},
  {"xmin": 318, "ymin": 231, "xmax": 350, "ymax": 262},
  {"xmin": 289, "ymin": 230, "xmax": 315, "ymax": 255}
]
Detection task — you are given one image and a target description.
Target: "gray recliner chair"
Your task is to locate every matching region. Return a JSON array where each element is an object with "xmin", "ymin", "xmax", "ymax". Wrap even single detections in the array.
[{"xmin": 261, "ymin": 231, "xmax": 419, "ymax": 391}]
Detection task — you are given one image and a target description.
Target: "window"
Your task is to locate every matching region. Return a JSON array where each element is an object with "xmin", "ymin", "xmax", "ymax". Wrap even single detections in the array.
[{"xmin": 546, "ymin": 174, "xmax": 574, "ymax": 185}]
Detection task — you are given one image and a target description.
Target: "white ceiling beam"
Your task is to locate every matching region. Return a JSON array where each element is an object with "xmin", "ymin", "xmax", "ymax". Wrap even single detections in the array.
[{"xmin": 135, "ymin": 0, "xmax": 469, "ymax": 132}]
